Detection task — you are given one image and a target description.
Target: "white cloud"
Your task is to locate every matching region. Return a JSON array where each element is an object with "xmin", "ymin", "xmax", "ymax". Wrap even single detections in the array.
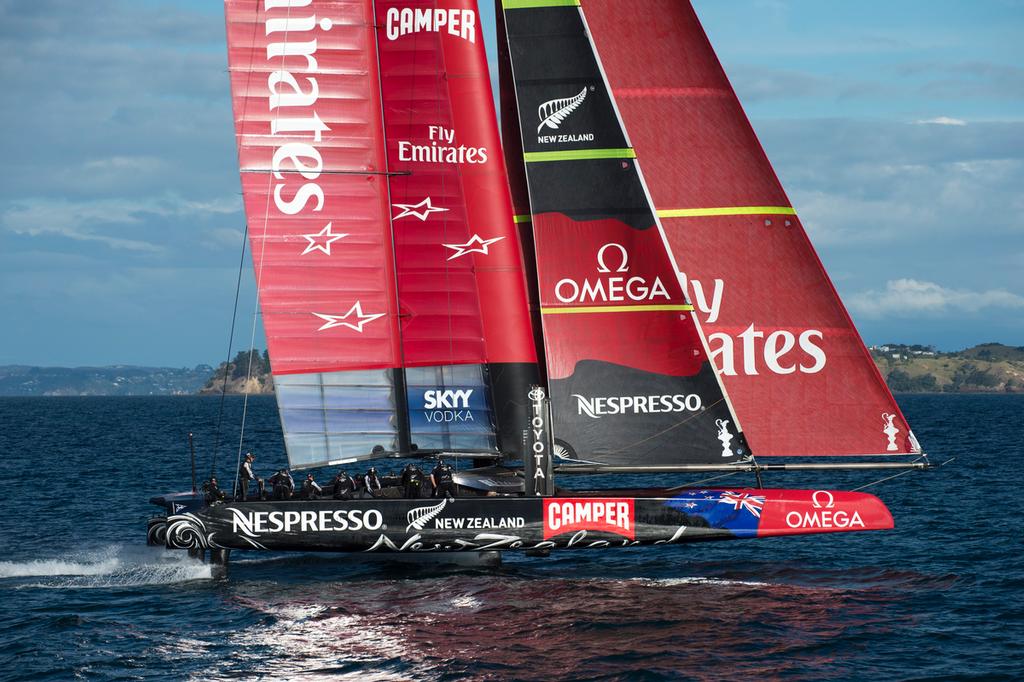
[
  {"xmin": 848, "ymin": 278, "xmax": 1024, "ymax": 319},
  {"xmin": 914, "ymin": 116, "xmax": 967, "ymax": 126}
]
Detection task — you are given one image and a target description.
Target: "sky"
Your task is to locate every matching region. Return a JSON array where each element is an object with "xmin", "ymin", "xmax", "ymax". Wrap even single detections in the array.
[{"xmin": 0, "ymin": 0, "xmax": 1021, "ymax": 367}]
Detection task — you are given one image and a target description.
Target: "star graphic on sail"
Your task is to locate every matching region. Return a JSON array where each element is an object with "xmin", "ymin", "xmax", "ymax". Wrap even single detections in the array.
[
  {"xmin": 392, "ymin": 197, "xmax": 449, "ymax": 221},
  {"xmin": 442, "ymin": 234, "xmax": 505, "ymax": 261},
  {"xmin": 301, "ymin": 222, "xmax": 348, "ymax": 256},
  {"xmin": 313, "ymin": 302, "xmax": 384, "ymax": 333}
]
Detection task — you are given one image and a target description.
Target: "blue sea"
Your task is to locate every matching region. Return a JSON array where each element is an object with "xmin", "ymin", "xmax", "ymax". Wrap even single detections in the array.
[{"xmin": 1, "ymin": 394, "xmax": 1021, "ymax": 681}]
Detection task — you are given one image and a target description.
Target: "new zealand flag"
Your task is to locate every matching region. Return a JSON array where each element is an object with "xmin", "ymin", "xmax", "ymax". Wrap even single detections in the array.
[{"xmin": 665, "ymin": 489, "xmax": 766, "ymax": 538}]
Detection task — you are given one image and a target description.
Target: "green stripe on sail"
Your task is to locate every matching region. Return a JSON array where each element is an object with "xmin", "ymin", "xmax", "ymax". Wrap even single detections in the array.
[
  {"xmin": 513, "ymin": 214, "xmax": 532, "ymax": 223},
  {"xmin": 502, "ymin": 0, "xmax": 580, "ymax": 8},
  {"xmin": 541, "ymin": 304, "xmax": 694, "ymax": 315},
  {"xmin": 524, "ymin": 148, "xmax": 636, "ymax": 163}
]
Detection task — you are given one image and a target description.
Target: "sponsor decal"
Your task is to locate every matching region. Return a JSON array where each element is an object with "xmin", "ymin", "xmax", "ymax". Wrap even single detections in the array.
[
  {"xmin": 397, "ymin": 125, "xmax": 488, "ymax": 165},
  {"xmin": 422, "ymin": 389, "xmax": 475, "ymax": 423},
  {"xmin": 543, "ymin": 498, "xmax": 635, "ymax": 540},
  {"xmin": 407, "ymin": 499, "xmax": 449, "ymax": 532},
  {"xmin": 536, "ymin": 87, "xmax": 595, "ymax": 143},
  {"xmin": 228, "ymin": 508, "xmax": 385, "ymax": 537},
  {"xmin": 679, "ymin": 274, "xmax": 826, "ymax": 376},
  {"xmin": 392, "ymin": 197, "xmax": 449, "ymax": 221},
  {"xmin": 573, "ymin": 393, "xmax": 703, "ymax": 419},
  {"xmin": 442, "ymin": 234, "xmax": 505, "ymax": 261},
  {"xmin": 312, "ymin": 301, "xmax": 384, "ymax": 333},
  {"xmin": 384, "ymin": 7, "xmax": 477, "ymax": 43},
  {"xmin": 882, "ymin": 412, "xmax": 900, "ymax": 451},
  {"xmin": 526, "ymin": 386, "xmax": 553, "ymax": 492},
  {"xmin": 554, "ymin": 242, "xmax": 670, "ymax": 304},
  {"xmin": 716, "ymin": 418, "xmax": 735, "ymax": 457},
  {"xmin": 404, "ymin": 498, "xmax": 525, "ymax": 533},
  {"xmin": 257, "ymin": 6, "xmax": 385, "ymax": 333},
  {"xmin": 784, "ymin": 490, "xmax": 865, "ymax": 530},
  {"xmin": 172, "ymin": 503, "xmax": 186, "ymax": 513}
]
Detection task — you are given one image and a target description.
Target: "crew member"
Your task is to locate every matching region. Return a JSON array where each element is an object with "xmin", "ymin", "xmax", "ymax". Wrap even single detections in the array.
[
  {"xmin": 401, "ymin": 463, "xmax": 424, "ymax": 499},
  {"xmin": 431, "ymin": 459, "xmax": 457, "ymax": 499},
  {"xmin": 202, "ymin": 477, "xmax": 225, "ymax": 505},
  {"xmin": 300, "ymin": 473, "xmax": 322, "ymax": 500},
  {"xmin": 331, "ymin": 470, "xmax": 356, "ymax": 500},
  {"xmin": 237, "ymin": 452, "xmax": 263, "ymax": 501},
  {"xmin": 363, "ymin": 467, "xmax": 382, "ymax": 498},
  {"xmin": 269, "ymin": 468, "xmax": 294, "ymax": 500}
]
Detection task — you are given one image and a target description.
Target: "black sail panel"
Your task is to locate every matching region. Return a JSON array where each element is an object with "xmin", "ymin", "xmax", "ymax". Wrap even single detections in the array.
[{"xmin": 500, "ymin": 0, "xmax": 750, "ymax": 466}]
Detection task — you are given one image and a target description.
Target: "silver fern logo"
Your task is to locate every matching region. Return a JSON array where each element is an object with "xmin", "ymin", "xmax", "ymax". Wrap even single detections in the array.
[
  {"xmin": 406, "ymin": 498, "xmax": 450, "ymax": 532},
  {"xmin": 537, "ymin": 88, "xmax": 588, "ymax": 133}
]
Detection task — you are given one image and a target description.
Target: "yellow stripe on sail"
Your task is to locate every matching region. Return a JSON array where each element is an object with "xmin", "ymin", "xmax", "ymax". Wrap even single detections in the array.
[
  {"xmin": 656, "ymin": 206, "xmax": 796, "ymax": 218},
  {"xmin": 502, "ymin": 0, "xmax": 580, "ymax": 8},
  {"xmin": 513, "ymin": 214, "xmax": 532, "ymax": 223},
  {"xmin": 541, "ymin": 304, "xmax": 694, "ymax": 315}
]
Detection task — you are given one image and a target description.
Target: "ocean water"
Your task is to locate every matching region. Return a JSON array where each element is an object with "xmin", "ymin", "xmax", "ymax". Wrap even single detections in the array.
[{"xmin": 0, "ymin": 394, "xmax": 1021, "ymax": 681}]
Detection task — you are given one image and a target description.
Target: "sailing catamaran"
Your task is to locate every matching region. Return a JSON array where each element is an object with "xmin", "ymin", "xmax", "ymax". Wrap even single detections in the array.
[{"xmin": 148, "ymin": 0, "xmax": 928, "ymax": 563}]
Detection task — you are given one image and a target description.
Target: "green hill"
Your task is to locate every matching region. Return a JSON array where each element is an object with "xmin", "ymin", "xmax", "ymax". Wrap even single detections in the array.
[{"xmin": 870, "ymin": 343, "xmax": 1024, "ymax": 393}]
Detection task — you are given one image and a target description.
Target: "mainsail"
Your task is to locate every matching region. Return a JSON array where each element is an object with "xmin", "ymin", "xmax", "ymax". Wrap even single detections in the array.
[
  {"xmin": 225, "ymin": 0, "xmax": 538, "ymax": 469},
  {"xmin": 499, "ymin": 1, "xmax": 750, "ymax": 466},
  {"xmin": 579, "ymin": 0, "xmax": 920, "ymax": 456}
]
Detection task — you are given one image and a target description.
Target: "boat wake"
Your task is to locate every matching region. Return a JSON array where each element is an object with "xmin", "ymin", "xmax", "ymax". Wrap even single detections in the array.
[{"xmin": 0, "ymin": 545, "xmax": 212, "ymax": 588}]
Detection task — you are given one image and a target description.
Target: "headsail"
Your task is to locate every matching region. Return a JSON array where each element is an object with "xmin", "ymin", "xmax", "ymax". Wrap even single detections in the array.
[
  {"xmin": 499, "ymin": 0, "xmax": 750, "ymax": 466},
  {"xmin": 225, "ymin": 0, "xmax": 538, "ymax": 468},
  {"xmin": 580, "ymin": 0, "xmax": 920, "ymax": 456}
]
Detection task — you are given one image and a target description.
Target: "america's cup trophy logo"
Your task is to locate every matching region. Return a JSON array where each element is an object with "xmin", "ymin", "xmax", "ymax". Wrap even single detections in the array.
[
  {"xmin": 882, "ymin": 413, "xmax": 900, "ymax": 452},
  {"xmin": 715, "ymin": 419, "xmax": 734, "ymax": 458}
]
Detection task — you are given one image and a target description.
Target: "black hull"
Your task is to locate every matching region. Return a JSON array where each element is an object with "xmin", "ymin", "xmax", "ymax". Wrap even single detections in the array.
[{"xmin": 150, "ymin": 487, "xmax": 894, "ymax": 554}]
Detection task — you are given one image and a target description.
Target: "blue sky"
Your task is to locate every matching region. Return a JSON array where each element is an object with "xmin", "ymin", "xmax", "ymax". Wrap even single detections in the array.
[{"xmin": 0, "ymin": 0, "xmax": 1021, "ymax": 367}]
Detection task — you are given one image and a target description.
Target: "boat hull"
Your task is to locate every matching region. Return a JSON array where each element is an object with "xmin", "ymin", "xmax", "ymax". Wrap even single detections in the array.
[{"xmin": 153, "ymin": 488, "xmax": 893, "ymax": 554}]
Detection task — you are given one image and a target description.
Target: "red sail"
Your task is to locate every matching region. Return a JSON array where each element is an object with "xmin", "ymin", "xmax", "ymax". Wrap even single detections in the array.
[
  {"xmin": 225, "ymin": 0, "xmax": 538, "ymax": 465},
  {"xmin": 374, "ymin": 0, "xmax": 537, "ymax": 369},
  {"xmin": 581, "ymin": 0, "xmax": 920, "ymax": 456},
  {"xmin": 225, "ymin": 0, "xmax": 401, "ymax": 375}
]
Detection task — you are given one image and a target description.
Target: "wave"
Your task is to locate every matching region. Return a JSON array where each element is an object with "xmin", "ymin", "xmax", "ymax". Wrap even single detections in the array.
[{"xmin": 1, "ymin": 545, "xmax": 212, "ymax": 588}]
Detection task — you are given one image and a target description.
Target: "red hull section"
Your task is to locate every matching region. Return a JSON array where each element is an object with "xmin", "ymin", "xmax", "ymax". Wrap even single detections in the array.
[{"xmin": 582, "ymin": 0, "xmax": 918, "ymax": 456}]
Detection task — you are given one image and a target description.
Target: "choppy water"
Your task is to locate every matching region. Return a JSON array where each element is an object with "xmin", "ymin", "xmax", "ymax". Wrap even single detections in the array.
[{"xmin": 0, "ymin": 394, "xmax": 1021, "ymax": 680}]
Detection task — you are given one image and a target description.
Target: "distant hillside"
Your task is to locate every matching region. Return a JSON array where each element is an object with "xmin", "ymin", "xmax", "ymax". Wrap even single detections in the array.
[
  {"xmin": 200, "ymin": 344, "xmax": 1024, "ymax": 396},
  {"xmin": 0, "ymin": 364, "xmax": 213, "ymax": 396},
  {"xmin": 198, "ymin": 350, "xmax": 274, "ymax": 395},
  {"xmin": 870, "ymin": 343, "xmax": 1024, "ymax": 393}
]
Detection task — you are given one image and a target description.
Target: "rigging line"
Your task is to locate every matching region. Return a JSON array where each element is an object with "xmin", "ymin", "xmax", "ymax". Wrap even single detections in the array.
[
  {"xmin": 665, "ymin": 470, "xmax": 742, "ymax": 491},
  {"xmin": 210, "ymin": 222, "xmax": 250, "ymax": 480},
  {"xmin": 235, "ymin": 1, "xmax": 294, "ymax": 497},
  {"xmin": 851, "ymin": 455, "xmax": 935, "ymax": 491}
]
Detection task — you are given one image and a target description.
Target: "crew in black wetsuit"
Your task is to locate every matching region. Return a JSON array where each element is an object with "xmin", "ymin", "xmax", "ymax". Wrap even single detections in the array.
[
  {"xmin": 331, "ymin": 471, "xmax": 356, "ymax": 500},
  {"xmin": 401, "ymin": 463, "xmax": 425, "ymax": 499},
  {"xmin": 363, "ymin": 467, "xmax": 382, "ymax": 498},
  {"xmin": 300, "ymin": 473, "xmax": 322, "ymax": 500},
  {"xmin": 269, "ymin": 469, "xmax": 294, "ymax": 500},
  {"xmin": 237, "ymin": 452, "xmax": 264, "ymax": 501},
  {"xmin": 202, "ymin": 477, "xmax": 226, "ymax": 505},
  {"xmin": 431, "ymin": 459, "xmax": 457, "ymax": 499}
]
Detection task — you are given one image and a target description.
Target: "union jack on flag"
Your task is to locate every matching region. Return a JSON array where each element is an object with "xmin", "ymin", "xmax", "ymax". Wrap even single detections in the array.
[{"xmin": 718, "ymin": 491, "xmax": 766, "ymax": 518}]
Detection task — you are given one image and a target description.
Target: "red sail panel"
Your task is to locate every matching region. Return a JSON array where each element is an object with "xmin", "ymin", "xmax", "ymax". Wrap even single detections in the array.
[
  {"xmin": 225, "ymin": 0, "xmax": 402, "ymax": 375},
  {"xmin": 374, "ymin": 0, "xmax": 537, "ymax": 368},
  {"xmin": 582, "ymin": 0, "xmax": 919, "ymax": 456}
]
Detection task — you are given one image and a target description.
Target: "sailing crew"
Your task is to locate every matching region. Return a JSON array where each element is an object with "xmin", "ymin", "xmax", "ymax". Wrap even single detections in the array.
[
  {"xmin": 362, "ymin": 467, "xmax": 382, "ymax": 498},
  {"xmin": 401, "ymin": 463, "xmax": 425, "ymax": 499},
  {"xmin": 300, "ymin": 473, "xmax": 322, "ymax": 500},
  {"xmin": 202, "ymin": 477, "xmax": 225, "ymax": 505},
  {"xmin": 431, "ymin": 459, "xmax": 457, "ymax": 499},
  {"xmin": 331, "ymin": 470, "xmax": 356, "ymax": 500},
  {"xmin": 237, "ymin": 452, "xmax": 264, "ymax": 501},
  {"xmin": 269, "ymin": 469, "xmax": 294, "ymax": 500}
]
